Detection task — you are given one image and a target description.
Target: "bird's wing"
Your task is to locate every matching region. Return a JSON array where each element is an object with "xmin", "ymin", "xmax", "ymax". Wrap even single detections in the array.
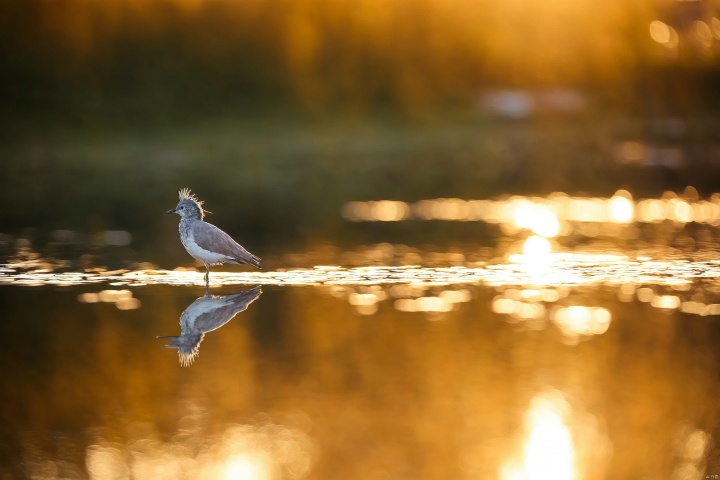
[
  {"xmin": 192, "ymin": 221, "xmax": 261, "ymax": 267},
  {"xmin": 181, "ymin": 287, "xmax": 262, "ymax": 334}
]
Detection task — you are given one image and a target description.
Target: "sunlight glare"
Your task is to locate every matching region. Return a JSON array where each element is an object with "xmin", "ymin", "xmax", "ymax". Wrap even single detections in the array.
[
  {"xmin": 554, "ymin": 306, "xmax": 611, "ymax": 339},
  {"xmin": 343, "ymin": 189, "xmax": 720, "ymax": 228},
  {"xmin": 522, "ymin": 236, "xmax": 552, "ymax": 258},
  {"xmin": 523, "ymin": 392, "xmax": 575, "ymax": 480},
  {"xmin": 651, "ymin": 295, "xmax": 680, "ymax": 310},
  {"xmin": 608, "ymin": 192, "xmax": 634, "ymax": 223},
  {"xmin": 511, "ymin": 201, "xmax": 560, "ymax": 237},
  {"xmin": 532, "ymin": 209, "xmax": 560, "ymax": 237},
  {"xmin": 223, "ymin": 455, "xmax": 270, "ymax": 480},
  {"xmin": 372, "ymin": 201, "xmax": 410, "ymax": 221}
]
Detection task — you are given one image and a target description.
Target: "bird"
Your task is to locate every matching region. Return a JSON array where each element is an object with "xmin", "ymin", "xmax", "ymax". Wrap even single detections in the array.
[
  {"xmin": 166, "ymin": 188, "xmax": 261, "ymax": 288},
  {"xmin": 158, "ymin": 286, "xmax": 262, "ymax": 366}
]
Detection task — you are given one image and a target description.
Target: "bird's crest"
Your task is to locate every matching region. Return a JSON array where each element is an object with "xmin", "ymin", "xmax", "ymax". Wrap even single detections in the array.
[
  {"xmin": 159, "ymin": 335, "xmax": 202, "ymax": 367},
  {"xmin": 178, "ymin": 188, "xmax": 210, "ymax": 217},
  {"xmin": 178, "ymin": 348, "xmax": 200, "ymax": 367},
  {"xmin": 179, "ymin": 187, "xmax": 201, "ymax": 204}
]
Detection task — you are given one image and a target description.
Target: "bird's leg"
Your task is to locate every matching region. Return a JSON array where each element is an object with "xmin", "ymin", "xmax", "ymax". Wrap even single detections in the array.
[{"xmin": 204, "ymin": 264, "xmax": 210, "ymax": 289}]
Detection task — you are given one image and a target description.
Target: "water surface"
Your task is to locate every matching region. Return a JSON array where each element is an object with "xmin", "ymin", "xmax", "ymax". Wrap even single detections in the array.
[{"xmin": 2, "ymin": 192, "xmax": 720, "ymax": 479}]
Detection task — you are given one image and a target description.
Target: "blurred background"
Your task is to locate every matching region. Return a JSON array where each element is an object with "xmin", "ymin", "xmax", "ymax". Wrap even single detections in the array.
[{"xmin": 2, "ymin": 0, "xmax": 720, "ymax": 265}]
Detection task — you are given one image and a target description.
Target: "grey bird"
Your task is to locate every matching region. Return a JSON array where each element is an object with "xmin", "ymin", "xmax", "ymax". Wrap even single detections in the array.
[
  {"xmin": 158, "ymin": 286, "xmax": 262, "ymax": 366},
  {"xmin": 166, "ymin": 188, "xmax": 261, "ymax": 287}
]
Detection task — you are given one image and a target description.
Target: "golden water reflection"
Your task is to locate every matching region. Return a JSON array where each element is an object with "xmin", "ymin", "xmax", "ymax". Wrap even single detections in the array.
[
  {"xmin": 2, "ymin": 276, "xmax": 720, "ymax": 478},
  {"xmin": 84, "ymin": 420, "xmax": 316, "ymax": 480},
  {"xmin": 3, "ymin": 187, "xmax": 720, "ymax": 478},
  {"xmin": 5, "ymin": 252, "xmax": 720, "ymax": 331},
  {"xmin": 500, "ymin": 389, "xmax": 614, "ymax": 480},
  {"xmin": 343, "ymin": 189, "xmax": 720, "ymax": 230},
  {"xmin": 500, "ymin": 391, "xmax": 576, "ymax": 480},
  {"xmin": 3, "ymin": 255, "xmax": 718, "ymax": 290},
  {"xmin": 158, "ymin": 287, "xmax": 262, "ymax": 366},
  {"xmin": 78, "ymin": 289, "xmax": 141, "ymax": 310}
]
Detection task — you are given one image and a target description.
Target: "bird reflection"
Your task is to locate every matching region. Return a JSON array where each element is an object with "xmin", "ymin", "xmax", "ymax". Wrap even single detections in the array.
[{"xmin": 158, "ymin": 286, "xmax": 262, "ymax": 366}]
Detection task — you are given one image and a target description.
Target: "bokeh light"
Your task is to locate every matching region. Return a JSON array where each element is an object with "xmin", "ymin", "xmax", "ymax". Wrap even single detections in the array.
[
  {"xmin": 223, "ymin": 455, "xmax": 271, "ymax": 480},
  {"xmin": 78, "ymin": 289, "xmax": 141, "ymax": 310},
  {"xmin": 649, "ymin": 20, "xmax": 677, "ymax": 46},
  {"xmin": 553, "ymin": 306, "xmax": 612, "ymax": 342},
  {"xmin": 83, "ymin": 420, "xmax": 315, "ymax": 480},
  {"xmin": 501, "ymin": 391, "xmax": 575, "ymax": 480},
  {"xmin": 522, "ymin": 236, "xmax": 552, "ymax": 258},
  {"xmin": 343, "ymin": 189, "xmax": 720, "ymax": 228}
]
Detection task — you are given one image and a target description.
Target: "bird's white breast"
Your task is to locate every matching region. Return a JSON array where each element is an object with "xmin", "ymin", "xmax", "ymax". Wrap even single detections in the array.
[
  {"xmin": 180, "ymin": 295, "xmax": 233, "ymax": 332},
  {"xmin": 181, "ymin": 223, "xmax": 234, "ymax": 265}
]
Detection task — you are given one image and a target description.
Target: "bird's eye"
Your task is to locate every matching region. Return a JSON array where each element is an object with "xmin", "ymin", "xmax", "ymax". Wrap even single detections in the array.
[{"xmin": 180, "ymin": 206, "xmax": 184, "ymax": 210}]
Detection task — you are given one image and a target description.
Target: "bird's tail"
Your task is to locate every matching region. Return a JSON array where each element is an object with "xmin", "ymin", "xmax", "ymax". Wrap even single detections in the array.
[
  {"xmin": 236, "ymin": 252, "xmax": 262, "ymax": 269},
  {"xmin": 248, "ymin": 254, "xmax": 262, "ymax": 270}
]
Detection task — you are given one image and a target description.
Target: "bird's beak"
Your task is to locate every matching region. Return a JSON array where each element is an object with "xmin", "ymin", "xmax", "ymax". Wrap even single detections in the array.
[
  {"xmin": 157, "ymin": 335, "xmax": 179, "ymax": 348},
  {"xmin": 166, "ymin": 208, "xmax": 176, "ymax": 214}
]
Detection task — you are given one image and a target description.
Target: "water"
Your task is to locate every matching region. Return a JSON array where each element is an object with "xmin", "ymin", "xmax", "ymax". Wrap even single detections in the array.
[{"xmin": 2, "ymin": 192, "xmax": 720, "ymax": 479}]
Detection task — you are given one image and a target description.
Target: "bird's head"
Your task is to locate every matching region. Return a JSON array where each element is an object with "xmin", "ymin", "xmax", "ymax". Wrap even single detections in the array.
[
  {"xmin": 166, "ymin": 188, "xmax": 207, "ymax": 220},
  {"xmin": 157, "ymin": 334, "xmax": 203, "ymax": 367}
]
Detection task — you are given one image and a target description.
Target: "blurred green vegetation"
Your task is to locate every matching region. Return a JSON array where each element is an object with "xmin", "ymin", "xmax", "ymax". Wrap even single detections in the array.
[{"xmin": 1, "ymin": 0, "xmax": 720, "ymax": 124}]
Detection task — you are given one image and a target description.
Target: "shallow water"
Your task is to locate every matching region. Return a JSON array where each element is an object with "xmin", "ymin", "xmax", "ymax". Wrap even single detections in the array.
[
  {"xmin": 3, "ymin": 192, "xmax": 720, "ymax": 479},
  {"xmin": 2, "ymin": 254, "xmax": 720, "ymax": 289}
]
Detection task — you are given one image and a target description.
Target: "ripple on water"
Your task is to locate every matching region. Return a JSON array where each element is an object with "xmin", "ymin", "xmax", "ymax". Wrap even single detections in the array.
[{"xmin": 1, "ymin": 253, "xmax": 719, "ymax": 289}]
